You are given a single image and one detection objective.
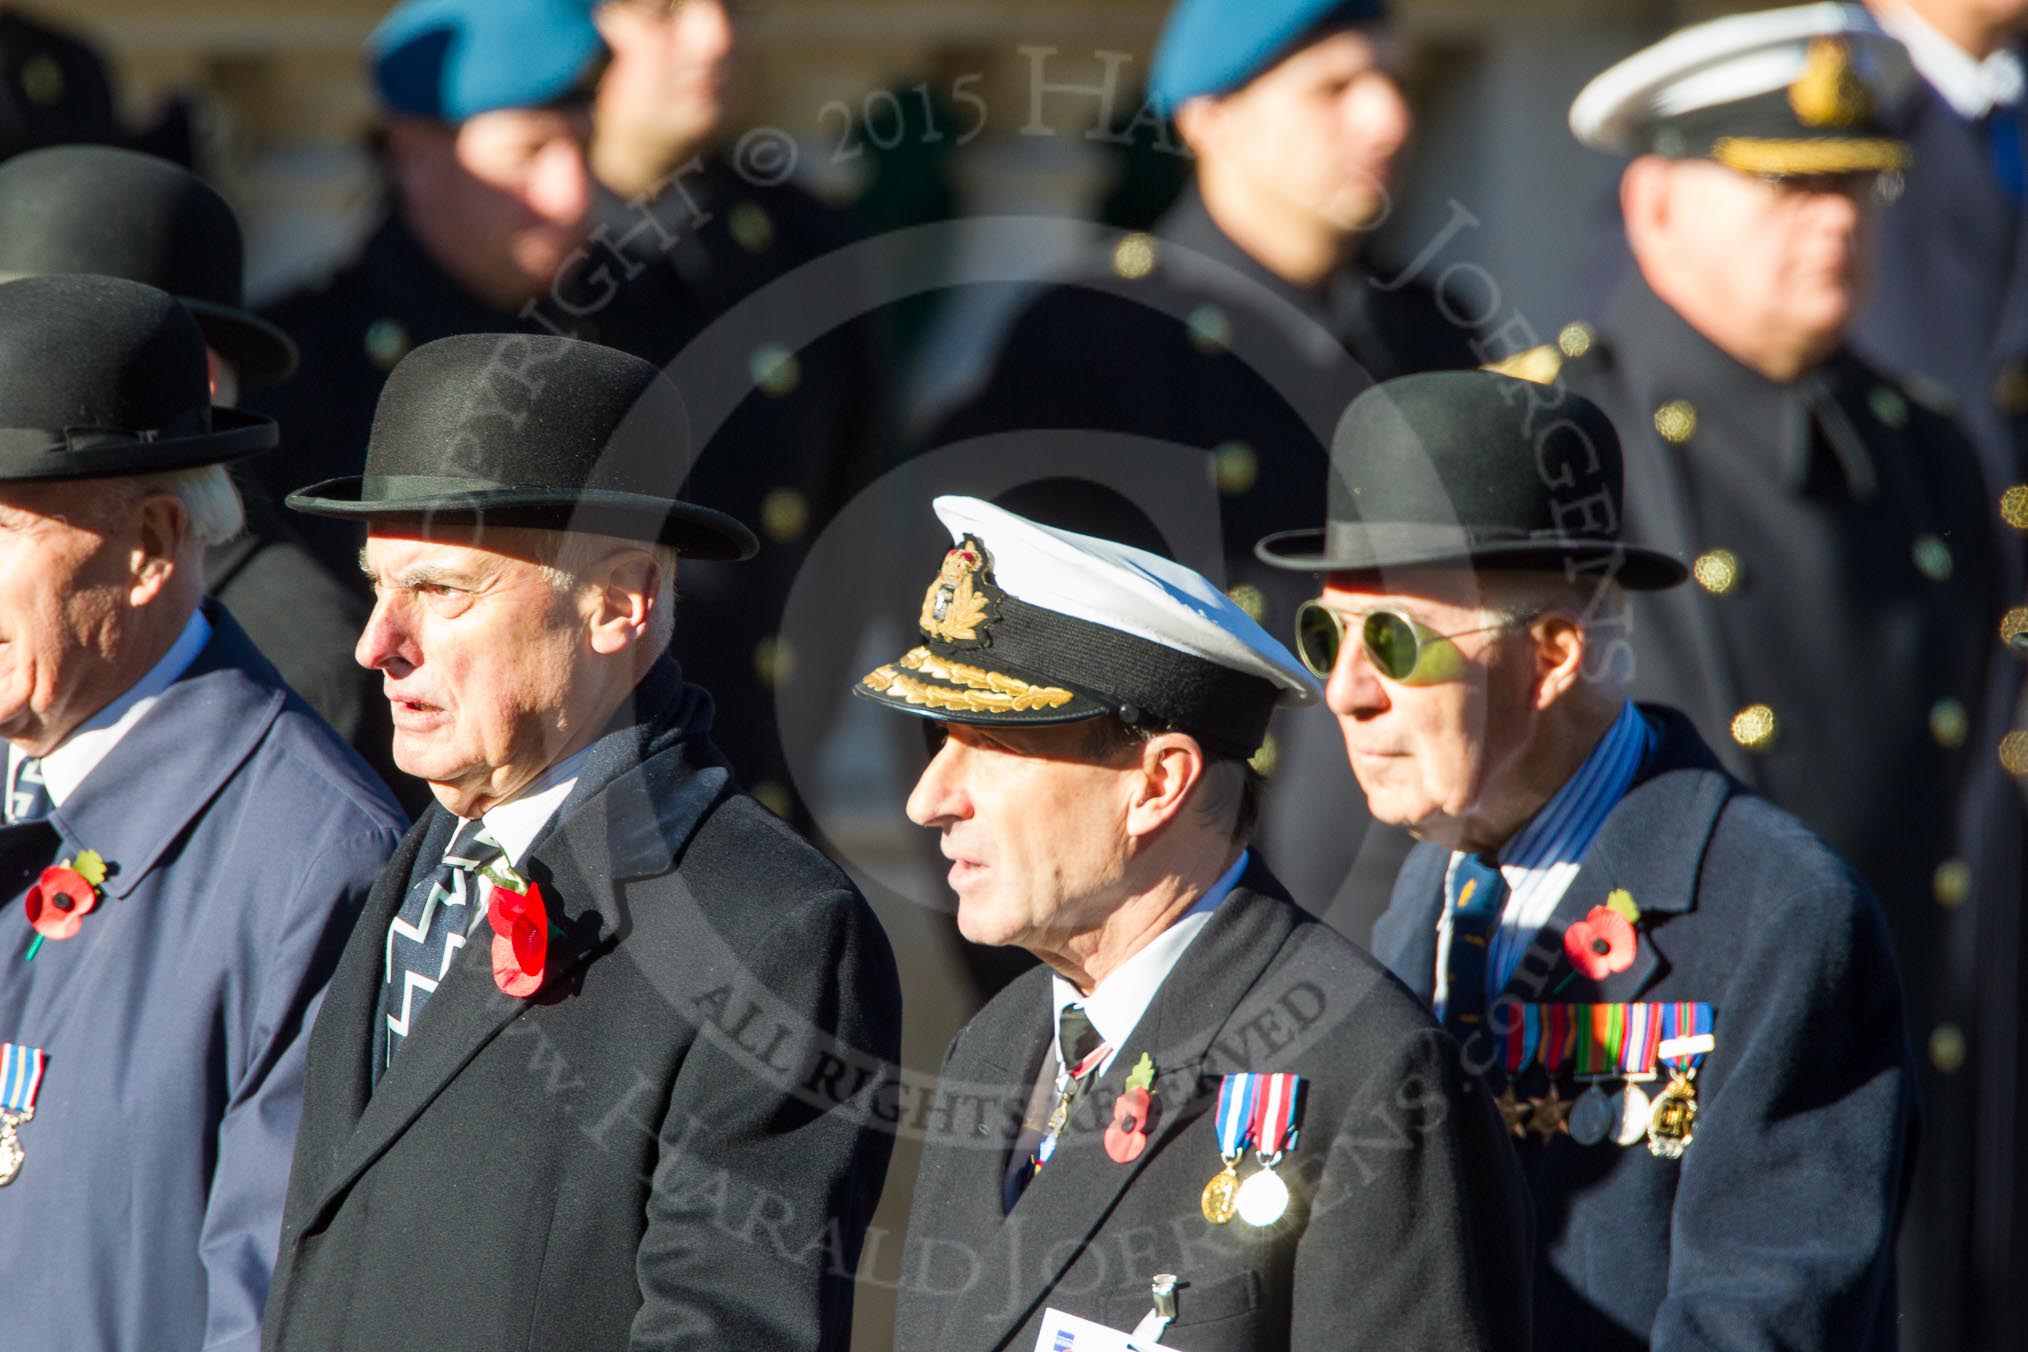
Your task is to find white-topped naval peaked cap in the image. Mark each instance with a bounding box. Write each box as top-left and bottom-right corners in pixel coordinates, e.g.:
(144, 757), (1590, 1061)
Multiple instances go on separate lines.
(855, 495), (1317, 758)
(1570, 2), (1914, 157)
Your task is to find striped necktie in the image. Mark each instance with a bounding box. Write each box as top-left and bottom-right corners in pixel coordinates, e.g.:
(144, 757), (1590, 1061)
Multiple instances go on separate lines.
(373, 818), (507, 1085)
(5, 758), (50, 824)
(1443, 854), (1508, 1040)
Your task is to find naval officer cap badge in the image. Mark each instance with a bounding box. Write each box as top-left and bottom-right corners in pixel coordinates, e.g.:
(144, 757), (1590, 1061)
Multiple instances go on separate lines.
(857, 495), (1318, 760)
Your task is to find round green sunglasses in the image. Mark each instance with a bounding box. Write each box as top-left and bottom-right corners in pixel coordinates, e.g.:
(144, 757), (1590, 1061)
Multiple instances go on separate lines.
(1293, 601), (1527, 685)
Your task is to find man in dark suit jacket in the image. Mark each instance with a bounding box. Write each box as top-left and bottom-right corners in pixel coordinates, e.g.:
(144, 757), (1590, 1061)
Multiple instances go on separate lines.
(264, 333), (901, 1350)
(859, 495), (1532, 1351)
(1258, 367), (1920, 1348)
(0, 276), (405, 1351)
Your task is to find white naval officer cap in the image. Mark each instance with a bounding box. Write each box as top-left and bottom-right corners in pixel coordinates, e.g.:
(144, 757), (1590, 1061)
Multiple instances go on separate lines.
(855, 495), (1318, 760)
(1570, 2), (1915, 175)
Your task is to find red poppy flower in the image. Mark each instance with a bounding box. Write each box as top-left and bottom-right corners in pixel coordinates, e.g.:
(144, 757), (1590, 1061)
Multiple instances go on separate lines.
(488, 880), (549, 998)
(1104, 1086), (1153, 1163)
(1563, 905), (1637, 980)
(25, 866), (99, 941)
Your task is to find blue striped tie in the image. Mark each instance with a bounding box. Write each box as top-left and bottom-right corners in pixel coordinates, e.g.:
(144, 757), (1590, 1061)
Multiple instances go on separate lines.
(1443, 854), (1508, 1040)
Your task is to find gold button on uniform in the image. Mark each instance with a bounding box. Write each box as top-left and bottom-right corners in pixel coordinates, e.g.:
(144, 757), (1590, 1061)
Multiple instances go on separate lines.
(1186, 305), (1232, 355)
(1930, 698), (1969, 748)
(1692, 548), (1741, 595)
(1557, 322), (1594, 359)
(1868, 385), (1909, 429)
(728, 201), (774, 253)
(1730, 703), (1778, 751)
(1993, 364), (2028, 415)
(749, 343), (801, 396)
(1911, 534), (1953, 581)
(1654, 399), (1697, 444)
(2002, 607), (2028, 650)
(760, 487), (809, 544)
(1934, 858), (1971, 909)
(1112, 233), (1157, 280)
(2001, 730), (2028, 777)
(1210, 441), (1258, 496)
(364, 318), (411, 370)
(754, 636), (795, 688)
(1929, 1023), (1967, 1074)
(1226, 584), (1266, 623)
(2002, 485), (2028, 531)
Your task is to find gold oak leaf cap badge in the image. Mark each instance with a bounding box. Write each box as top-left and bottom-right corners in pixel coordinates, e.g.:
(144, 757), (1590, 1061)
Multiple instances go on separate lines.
(918, 535), (1002, 647)
(1789, 38), (1871, 127)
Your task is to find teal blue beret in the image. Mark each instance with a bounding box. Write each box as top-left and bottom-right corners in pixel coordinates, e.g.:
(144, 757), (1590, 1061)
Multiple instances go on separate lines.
(370, 0), (606, 122)
(1149, 0), (1387, 113)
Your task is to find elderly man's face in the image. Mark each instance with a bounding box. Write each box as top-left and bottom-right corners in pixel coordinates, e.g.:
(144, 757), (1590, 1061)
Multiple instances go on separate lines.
(905, 721), (1139, 951)
(357, 530), (602, 815)
(0, 482), (151, 754)
(1315, 576), (1539, 843)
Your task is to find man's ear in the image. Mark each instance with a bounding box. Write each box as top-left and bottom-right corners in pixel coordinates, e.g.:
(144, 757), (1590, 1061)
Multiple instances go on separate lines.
(128, 493), (189, 607)
(1529, 611), (1588, 711)
(1123, 732), (1208, 840)
(583, 548), (659, 655)
(1620, 155), (1673, 258)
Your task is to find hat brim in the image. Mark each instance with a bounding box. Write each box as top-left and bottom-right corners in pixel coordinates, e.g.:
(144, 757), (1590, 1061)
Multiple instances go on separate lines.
(854, 645), (1112, 728)
(0, 406), (278, 483)
(184, 300), (300, 388)
(1254, 526), (1689, 591)
(284, 476), (760, 561)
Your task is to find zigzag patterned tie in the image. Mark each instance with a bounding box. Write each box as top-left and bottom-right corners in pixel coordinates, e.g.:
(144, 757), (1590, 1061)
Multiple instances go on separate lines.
(4, 758), (50, 825)
(373, 819), (506, 1084)
(1443, 853), (1508, 1041)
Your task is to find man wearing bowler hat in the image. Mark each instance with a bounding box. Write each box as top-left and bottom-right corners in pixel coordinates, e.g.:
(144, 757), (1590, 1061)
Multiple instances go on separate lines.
(1259, 369), (1919, 1347)
(263, 332), (901, 1350)
(0, 274), (405, 1350)
(866, 496), (1532, 1352)
(0, 144), (399, 797)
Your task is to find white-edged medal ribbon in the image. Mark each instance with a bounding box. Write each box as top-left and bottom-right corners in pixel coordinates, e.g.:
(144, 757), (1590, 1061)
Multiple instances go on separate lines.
(1200, 1072), (1257, 1224)
(1, 1042), (47, 1187)
(1236, 1071), (1302, 1227)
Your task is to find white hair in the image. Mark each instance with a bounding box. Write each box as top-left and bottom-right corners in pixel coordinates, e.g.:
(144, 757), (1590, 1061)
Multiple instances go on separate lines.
(530, 531), (681, 656)
(127, 465), (246, 547)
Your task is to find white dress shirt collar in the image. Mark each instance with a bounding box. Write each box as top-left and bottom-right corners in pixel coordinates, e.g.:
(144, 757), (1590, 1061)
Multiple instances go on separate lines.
(1051, 849), (1250, 1076)
(1877, 2), (2025, 120)
(7, 608), (211, 808)
(470, 744), (593, 868)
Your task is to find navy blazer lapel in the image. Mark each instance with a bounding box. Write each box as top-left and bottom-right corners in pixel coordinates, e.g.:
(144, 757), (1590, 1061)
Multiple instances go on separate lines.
(1374, 845), (1445, 1002)
(944, 873), (1300, 1352)
(306, 742), (731, 1225)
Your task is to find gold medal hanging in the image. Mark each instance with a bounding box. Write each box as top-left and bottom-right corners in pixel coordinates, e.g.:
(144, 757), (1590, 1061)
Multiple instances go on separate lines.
(1648, 1002), (1714, 1160)
(1200, 1153), (1241, 1224)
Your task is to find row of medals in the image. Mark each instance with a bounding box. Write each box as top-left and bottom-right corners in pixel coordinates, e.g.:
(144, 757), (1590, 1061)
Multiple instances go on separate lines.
(1498, 1069), (1699, 1158)
(1200, 1151), (1291, 1228)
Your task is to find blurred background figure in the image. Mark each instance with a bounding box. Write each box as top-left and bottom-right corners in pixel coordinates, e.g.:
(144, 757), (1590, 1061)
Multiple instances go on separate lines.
(0, 145), (399, 802)
(0, 1), (114, 162)
(923, 0), (1480, 961)
(245, 0), (609, 585)
(582, 0), (887, 832)
(1504, 7), (2006, 1347)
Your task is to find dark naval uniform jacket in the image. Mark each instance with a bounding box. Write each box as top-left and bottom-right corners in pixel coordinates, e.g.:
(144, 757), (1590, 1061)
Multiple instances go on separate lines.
(895, 859), (1534, 1352)
(262, 660), (901, 1351)
(930, 185), (1482, 940)
(1373, 705), (1916, 1350)
(0, 602), (405, 1352)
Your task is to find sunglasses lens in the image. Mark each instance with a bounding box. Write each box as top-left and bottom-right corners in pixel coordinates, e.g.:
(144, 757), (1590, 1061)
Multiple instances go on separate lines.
(1363, 612), (1421, 681)
(1295, 603), (1341, 677)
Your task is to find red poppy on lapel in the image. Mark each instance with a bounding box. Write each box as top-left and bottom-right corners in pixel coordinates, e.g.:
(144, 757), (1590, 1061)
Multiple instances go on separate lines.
(23, 850), (109, 955)
(488, 880), (549, 997)
(1563, 905), (1636, 980)
(1105, 1086), (1153, 1163)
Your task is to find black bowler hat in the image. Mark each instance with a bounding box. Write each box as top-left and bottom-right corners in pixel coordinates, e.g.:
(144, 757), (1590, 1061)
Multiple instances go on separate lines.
(0, 274), (277, 482)
(287, 334), (758, 560)
(0, 146), (299, 387)
(1255, 370), (1688, 589)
